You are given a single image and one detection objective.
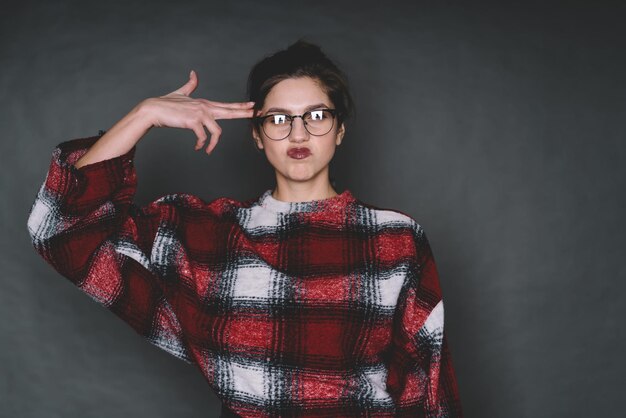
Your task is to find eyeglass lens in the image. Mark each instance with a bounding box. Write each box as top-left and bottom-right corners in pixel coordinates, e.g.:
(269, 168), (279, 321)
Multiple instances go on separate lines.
(262, 110), (335, 140)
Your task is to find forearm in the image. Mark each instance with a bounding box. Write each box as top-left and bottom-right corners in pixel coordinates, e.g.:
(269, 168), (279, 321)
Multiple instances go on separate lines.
(74, 100), (154, 168)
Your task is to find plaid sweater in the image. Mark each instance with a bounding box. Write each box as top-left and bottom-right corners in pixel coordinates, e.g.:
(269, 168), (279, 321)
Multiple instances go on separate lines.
(27, 135), (462, 417)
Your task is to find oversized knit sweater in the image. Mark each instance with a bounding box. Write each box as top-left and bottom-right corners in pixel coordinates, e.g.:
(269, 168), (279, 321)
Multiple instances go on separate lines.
(27, 134), (462, 417)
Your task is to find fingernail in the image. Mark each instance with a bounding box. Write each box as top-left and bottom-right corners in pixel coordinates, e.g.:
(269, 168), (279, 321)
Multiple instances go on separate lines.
(189, 70), (194, 78)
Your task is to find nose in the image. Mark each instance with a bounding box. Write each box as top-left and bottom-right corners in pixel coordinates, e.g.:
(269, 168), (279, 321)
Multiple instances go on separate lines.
(289, 116), (309, 143)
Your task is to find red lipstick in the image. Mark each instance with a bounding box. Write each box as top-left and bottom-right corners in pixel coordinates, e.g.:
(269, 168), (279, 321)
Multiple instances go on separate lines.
(287, 147), (311, 159)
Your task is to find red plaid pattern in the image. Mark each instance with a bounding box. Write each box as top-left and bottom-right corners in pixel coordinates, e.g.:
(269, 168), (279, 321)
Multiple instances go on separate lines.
(27, 135), (462, 417)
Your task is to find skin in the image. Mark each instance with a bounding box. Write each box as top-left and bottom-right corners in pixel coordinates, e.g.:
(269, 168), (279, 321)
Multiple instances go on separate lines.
(73, 71), (344, 203)
(74, 70), (254, 168)
(252, 77), (345, 202)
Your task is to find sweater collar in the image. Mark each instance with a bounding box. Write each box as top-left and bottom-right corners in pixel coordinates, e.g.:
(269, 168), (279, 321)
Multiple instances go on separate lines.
(257, 189), (356, 214)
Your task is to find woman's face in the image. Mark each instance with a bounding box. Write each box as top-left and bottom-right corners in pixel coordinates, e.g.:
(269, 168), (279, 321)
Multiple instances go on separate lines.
(252, 76), (345, 188)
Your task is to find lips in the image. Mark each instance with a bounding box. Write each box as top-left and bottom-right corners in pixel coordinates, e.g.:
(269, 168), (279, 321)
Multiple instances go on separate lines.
(287, 147), (311, 159)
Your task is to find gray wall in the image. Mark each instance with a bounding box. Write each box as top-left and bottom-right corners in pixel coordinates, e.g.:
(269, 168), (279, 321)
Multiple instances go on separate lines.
(2, 1), (624, 417)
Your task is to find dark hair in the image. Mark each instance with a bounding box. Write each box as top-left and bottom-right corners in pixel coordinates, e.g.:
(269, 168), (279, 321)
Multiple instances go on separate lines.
(247, 39), (355, 130)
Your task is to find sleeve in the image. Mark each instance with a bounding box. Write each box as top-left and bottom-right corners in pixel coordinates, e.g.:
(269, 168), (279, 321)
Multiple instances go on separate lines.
(26, 133), (194, 364)
(386, 223), (463, 418)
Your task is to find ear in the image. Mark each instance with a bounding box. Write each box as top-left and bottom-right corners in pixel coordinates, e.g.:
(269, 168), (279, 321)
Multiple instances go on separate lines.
(336, 123), (346, 146)
(252, 127), (264, 150)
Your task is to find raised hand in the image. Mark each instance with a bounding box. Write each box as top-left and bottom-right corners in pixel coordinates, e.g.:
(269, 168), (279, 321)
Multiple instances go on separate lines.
(74, 71), (255, 169)
(144, 70), (255, 154)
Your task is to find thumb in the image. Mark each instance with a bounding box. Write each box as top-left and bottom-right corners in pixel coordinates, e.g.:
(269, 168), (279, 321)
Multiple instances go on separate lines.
(168, 70), (198, 97)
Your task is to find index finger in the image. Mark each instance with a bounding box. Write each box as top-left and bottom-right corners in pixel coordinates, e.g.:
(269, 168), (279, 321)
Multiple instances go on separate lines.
(205, 99), (255, 109)
(212, 107), (256, 120)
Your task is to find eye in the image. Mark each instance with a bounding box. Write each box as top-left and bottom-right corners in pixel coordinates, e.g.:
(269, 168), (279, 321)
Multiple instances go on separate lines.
(269, 114), (288, 125)
(309, 110), (325, 120)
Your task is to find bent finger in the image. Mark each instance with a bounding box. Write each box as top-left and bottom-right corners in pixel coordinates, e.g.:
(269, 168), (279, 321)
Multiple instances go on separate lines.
(190, 122), (208, 150)
(204, 118), (223, 155)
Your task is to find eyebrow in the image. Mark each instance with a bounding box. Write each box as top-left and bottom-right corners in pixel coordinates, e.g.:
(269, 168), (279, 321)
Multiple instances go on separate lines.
(264, 103), (330, 114)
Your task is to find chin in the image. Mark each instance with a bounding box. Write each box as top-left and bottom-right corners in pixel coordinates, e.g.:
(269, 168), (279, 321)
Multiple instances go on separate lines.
(284, 166), (316, 179)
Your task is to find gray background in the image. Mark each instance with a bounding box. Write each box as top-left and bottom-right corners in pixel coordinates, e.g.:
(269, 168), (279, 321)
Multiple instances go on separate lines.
(2, 1), (625, 417)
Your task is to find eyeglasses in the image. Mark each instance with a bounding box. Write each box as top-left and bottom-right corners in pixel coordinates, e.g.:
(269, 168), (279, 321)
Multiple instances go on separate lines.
(254, 108), (337, 141)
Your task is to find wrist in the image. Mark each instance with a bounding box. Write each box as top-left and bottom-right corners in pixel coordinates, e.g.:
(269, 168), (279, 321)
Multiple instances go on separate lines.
(132, 99), (159, 131)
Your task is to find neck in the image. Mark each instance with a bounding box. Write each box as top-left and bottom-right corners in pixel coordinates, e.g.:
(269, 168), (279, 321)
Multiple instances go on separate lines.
(272, 177), (338, 203)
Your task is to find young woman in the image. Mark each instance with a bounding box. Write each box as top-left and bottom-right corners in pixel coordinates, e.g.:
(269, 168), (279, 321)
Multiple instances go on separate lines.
(27, 40), (462, 417)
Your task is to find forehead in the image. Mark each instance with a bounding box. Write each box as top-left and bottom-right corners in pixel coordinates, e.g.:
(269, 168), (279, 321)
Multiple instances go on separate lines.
(263, 77), (331, 112)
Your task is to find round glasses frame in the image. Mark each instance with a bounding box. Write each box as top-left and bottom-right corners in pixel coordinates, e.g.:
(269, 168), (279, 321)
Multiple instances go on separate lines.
(254, 108), (337, 141)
